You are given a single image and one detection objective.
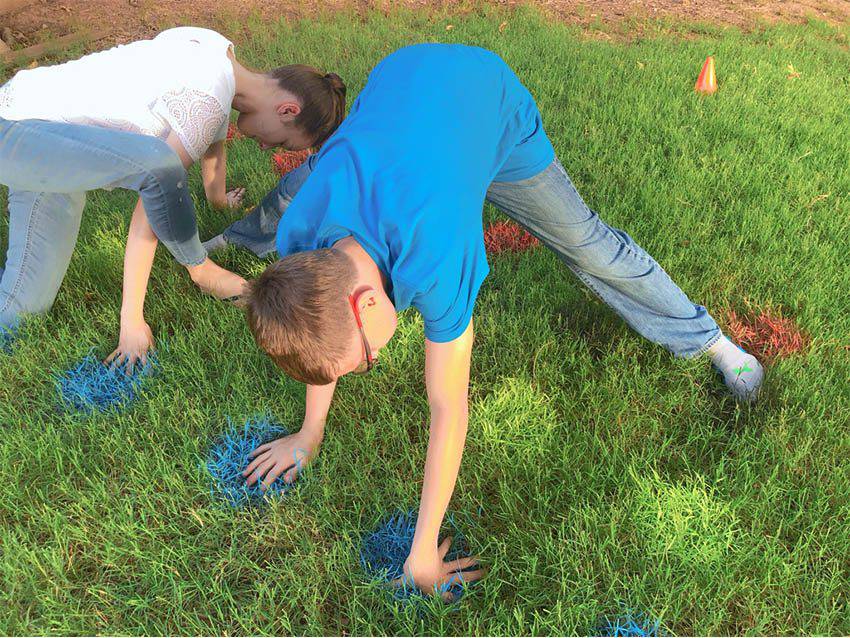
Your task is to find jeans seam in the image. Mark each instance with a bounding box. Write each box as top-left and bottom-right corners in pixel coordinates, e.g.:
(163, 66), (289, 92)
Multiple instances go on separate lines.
(0, 191), (44, 316)
(567, 261), (608, 304)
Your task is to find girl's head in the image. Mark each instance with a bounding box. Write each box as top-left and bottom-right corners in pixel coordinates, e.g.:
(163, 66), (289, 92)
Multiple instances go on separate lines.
(235, 64), (347, 151)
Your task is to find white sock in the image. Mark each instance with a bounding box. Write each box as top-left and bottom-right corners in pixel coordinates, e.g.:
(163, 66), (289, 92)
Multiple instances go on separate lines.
(707, 334), (764, 402)
(202, 233), (228, 254)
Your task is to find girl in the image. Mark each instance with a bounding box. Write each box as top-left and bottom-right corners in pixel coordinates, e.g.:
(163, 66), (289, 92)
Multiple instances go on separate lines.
(0, 26), (346, 369)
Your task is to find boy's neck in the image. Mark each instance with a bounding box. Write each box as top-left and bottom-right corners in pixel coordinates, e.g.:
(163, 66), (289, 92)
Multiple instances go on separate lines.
(333, 236), (387, 291)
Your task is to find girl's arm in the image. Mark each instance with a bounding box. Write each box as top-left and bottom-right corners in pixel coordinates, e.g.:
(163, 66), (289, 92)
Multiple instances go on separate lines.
(202, 139), (244, 210)
(106, 132), (193, 370)
(105, 195), (158, 371)
(202, 140), (227, 208)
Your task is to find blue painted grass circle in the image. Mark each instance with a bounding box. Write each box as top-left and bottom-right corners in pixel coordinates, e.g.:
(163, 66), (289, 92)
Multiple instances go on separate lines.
(206, 415), (294, 509)
(594, 611), (663, 637)
(0, 326), (15, 354)
(359, 509), (474, 603)
(55, 350), (157, 413)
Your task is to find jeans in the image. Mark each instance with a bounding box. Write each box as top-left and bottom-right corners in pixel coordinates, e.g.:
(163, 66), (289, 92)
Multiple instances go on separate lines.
(218, 155), (721, 358)
(220, 153), (321, 258)
(0, 117), (207, 331)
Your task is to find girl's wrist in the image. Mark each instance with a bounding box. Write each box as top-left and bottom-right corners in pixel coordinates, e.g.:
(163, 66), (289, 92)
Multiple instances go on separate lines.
(206, 187), (227, 209)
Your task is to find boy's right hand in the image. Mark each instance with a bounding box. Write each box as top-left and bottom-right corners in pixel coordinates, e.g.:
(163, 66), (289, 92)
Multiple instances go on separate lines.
(242, 429), (322, 490)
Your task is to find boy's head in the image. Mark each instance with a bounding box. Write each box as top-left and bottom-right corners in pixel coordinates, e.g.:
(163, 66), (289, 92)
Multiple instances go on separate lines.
(245, 249), (397, 385)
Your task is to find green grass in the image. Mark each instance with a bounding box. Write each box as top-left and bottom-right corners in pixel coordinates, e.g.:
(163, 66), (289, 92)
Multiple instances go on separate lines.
(1, 5), (849, 635)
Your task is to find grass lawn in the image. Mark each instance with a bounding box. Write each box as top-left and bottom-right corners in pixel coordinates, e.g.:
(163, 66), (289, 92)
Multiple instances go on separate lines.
(1, 6), (848, 635)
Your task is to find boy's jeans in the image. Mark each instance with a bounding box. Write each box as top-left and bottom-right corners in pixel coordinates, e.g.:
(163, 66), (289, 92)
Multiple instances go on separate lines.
(218, 155), (721, 359)
(0, 117), (207, 331)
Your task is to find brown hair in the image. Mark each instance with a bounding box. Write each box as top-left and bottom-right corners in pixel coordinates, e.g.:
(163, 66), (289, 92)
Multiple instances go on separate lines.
(268, 65), (347, 147)
(245, 249), (357, 385)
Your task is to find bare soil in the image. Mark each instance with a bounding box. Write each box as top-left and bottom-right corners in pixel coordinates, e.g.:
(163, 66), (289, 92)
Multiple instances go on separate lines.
(1, 0), (847, 54)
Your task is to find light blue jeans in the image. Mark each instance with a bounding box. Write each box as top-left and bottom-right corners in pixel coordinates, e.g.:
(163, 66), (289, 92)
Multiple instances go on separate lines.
(0, 117), (207, 332)
(217, 156), (721, 358)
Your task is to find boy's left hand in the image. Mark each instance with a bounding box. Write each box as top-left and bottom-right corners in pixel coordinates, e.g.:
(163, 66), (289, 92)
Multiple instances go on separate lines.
(393, 536), (485, 601)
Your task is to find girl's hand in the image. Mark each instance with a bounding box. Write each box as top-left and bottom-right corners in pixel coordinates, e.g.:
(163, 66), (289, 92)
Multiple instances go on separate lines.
(105, 319), (155, 374)
(225, 187), (245, 209)
(393, 537), (485, 601)
(242, 429), (323, 490)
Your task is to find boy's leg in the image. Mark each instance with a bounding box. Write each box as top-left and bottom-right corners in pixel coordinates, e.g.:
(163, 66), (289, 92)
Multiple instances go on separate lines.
(485, 157), (763, 401)
(0, 190), (85, 330)
(0, 117), (205, 266)
(204, 154), (319, 258)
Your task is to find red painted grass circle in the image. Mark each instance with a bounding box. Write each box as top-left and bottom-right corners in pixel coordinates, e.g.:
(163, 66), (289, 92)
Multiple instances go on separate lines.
(484, 221), (540, 254)
(723, 308), (810, 361)
(272, 150), (311, 176)
(225, 123), (242, 141)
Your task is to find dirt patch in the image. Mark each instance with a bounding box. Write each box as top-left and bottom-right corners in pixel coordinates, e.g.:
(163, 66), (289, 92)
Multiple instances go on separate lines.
(1, 0), (847, 54)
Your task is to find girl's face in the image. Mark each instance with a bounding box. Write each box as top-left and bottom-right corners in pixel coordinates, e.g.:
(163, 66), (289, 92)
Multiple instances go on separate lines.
(236, 107), (314, 151)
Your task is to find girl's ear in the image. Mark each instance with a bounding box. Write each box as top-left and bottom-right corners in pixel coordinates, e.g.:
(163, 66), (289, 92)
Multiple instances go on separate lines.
(277, 102), (301, 119)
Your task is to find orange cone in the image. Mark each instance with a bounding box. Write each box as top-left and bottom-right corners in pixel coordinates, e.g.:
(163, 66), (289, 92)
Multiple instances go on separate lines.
(695, 56), (717, 94)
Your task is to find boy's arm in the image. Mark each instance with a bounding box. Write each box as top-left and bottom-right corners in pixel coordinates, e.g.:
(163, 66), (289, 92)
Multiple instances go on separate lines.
(402, 320), (484, 596)
(243, 381), (337, 488)
(301, 381), (337, 442)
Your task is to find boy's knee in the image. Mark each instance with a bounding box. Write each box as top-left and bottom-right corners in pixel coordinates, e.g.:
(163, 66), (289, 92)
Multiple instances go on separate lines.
(562, 229), (653, 279)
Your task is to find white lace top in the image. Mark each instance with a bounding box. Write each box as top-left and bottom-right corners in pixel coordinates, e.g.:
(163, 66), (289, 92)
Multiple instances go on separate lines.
(0, 27), (235, 162)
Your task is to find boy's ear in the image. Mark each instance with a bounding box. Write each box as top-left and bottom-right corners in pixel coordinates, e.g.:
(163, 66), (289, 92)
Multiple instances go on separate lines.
(357, 291), (379, 313)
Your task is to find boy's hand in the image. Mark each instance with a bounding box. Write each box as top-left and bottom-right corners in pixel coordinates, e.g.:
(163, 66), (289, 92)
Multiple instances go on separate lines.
(393, 536), (485, 601)
(242, 428), (322, 489)
(105, 319), (154, 374)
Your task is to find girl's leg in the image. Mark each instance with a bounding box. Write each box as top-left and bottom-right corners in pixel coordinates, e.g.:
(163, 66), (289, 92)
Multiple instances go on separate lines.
(0, 117), (205, 266)
(0, 190), (85, 330)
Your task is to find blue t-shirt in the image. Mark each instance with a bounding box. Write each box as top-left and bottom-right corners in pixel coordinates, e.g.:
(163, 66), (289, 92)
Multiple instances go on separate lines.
(276, 44), (554, 342)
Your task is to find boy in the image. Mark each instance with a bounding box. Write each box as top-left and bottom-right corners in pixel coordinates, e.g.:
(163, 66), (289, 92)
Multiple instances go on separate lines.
(227, 44), (764, 597)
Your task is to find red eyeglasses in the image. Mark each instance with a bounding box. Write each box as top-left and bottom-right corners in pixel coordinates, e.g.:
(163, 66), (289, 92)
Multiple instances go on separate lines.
(348, 291), (376, 374)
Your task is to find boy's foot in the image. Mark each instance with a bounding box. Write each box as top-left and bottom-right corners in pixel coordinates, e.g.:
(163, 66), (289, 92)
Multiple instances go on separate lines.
(187, 258), (247, 301)
(203, 233), (228, 254)
(707, 335), (764, 403)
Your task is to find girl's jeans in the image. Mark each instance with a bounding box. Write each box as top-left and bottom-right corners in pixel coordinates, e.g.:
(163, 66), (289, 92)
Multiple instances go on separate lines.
(219, 154), (721, 358)
(0, 116), (206, 331)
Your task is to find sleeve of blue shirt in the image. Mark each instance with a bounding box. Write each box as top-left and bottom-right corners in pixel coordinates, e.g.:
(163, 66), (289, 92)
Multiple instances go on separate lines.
(412, 233), (490, 343)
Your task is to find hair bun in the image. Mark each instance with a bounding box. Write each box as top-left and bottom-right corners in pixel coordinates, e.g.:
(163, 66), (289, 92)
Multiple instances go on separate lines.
(323, 72), (347, 97)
